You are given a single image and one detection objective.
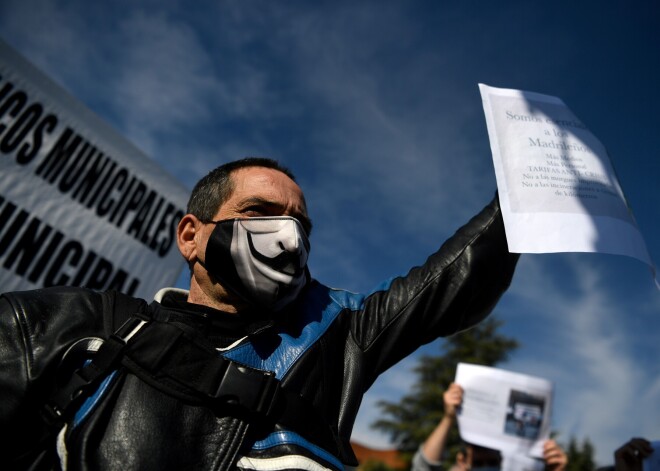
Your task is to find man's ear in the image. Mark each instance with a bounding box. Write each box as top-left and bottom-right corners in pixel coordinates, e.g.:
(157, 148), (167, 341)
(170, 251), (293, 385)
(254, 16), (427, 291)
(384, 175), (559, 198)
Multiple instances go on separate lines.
(177, 214), (201, 262)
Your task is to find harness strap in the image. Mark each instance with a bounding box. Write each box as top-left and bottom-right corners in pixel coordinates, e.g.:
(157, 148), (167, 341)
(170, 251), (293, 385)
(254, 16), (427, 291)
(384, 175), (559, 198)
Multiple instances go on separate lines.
(42, 316), (149, 426)
(120, 319), (339, 449)
(45, 315), (340, 458)
(121, 319), (280, 418)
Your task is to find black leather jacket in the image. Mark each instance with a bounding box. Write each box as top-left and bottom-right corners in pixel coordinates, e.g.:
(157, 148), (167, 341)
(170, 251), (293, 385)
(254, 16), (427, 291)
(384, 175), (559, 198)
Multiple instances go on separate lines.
(0, 198), (518, 470)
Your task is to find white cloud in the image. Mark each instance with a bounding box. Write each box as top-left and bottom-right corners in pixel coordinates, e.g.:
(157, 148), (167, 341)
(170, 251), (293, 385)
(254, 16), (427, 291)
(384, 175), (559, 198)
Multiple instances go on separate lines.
(108, 12), (219, 153)
(0, 1), (95, 90)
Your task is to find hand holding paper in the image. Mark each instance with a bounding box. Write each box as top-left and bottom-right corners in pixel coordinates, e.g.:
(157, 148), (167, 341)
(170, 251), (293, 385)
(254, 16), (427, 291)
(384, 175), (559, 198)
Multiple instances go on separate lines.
(455, 363), (552, 458)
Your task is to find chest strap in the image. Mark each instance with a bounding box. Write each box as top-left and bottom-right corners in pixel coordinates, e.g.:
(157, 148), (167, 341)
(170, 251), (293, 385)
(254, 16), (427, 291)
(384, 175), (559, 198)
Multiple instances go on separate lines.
(121, 317), (280, 419)
(120, 317), (340, 451)
(44, 316), (340, 457)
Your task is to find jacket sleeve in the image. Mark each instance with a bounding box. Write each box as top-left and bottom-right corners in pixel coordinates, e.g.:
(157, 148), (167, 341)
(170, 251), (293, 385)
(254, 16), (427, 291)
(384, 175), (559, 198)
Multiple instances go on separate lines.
(350, 196), (519, 383)
(0, 287), (134, 465)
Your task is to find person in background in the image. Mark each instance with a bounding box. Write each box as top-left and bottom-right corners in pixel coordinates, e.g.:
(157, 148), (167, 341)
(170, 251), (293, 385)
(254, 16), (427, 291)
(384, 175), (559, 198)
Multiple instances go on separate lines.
(597, 437), (654, 471)
(412, 382), (568, 471)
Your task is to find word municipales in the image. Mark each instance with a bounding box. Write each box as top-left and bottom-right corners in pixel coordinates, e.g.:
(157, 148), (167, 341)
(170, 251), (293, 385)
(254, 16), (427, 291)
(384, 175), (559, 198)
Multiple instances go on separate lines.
(0, 195), (141, 295)
(0, 73), (185, 259)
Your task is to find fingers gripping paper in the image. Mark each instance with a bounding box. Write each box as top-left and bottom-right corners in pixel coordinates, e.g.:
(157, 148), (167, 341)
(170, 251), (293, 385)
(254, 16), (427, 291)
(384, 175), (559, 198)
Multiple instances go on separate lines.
(478, 84), (657, 286)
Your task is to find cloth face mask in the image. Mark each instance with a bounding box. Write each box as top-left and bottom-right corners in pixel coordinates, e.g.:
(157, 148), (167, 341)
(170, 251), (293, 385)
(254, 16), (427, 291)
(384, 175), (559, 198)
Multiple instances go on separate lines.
(204, 216), (310, 311)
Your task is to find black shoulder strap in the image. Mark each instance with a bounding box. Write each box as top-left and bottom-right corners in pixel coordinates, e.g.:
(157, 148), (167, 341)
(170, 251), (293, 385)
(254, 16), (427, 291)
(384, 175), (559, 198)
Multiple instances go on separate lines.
(42, 290), (149, 426)
(99, 290), (149, 334)
(42, 315), (151, 426)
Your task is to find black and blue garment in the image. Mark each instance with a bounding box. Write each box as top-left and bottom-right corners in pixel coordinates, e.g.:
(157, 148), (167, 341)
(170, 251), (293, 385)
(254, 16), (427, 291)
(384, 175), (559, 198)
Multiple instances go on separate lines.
(0, 197), (518, 471)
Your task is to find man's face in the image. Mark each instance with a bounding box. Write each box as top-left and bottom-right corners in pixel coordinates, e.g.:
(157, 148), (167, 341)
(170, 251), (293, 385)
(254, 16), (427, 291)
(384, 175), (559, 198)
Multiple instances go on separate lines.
(215, 166), (310, 228)
(187, 166), (310, 311)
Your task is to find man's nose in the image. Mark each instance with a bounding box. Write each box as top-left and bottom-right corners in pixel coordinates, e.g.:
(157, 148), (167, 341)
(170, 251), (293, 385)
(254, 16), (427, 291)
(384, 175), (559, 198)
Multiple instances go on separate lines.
(278, 225), (302, 253)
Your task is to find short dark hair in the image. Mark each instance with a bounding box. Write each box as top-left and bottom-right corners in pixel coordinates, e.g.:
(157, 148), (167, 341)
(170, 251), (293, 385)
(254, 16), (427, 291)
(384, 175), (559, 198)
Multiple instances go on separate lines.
(460, 442), (501, 467)
(187, 157), (311, 233)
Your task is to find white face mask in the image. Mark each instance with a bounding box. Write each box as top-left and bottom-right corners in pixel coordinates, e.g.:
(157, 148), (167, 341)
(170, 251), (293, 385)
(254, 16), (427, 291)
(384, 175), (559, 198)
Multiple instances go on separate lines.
(203, 216), (310, 311)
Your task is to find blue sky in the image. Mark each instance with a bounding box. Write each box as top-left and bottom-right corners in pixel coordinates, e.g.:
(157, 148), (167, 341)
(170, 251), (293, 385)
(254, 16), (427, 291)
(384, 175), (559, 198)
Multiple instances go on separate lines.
(1, 1), (658, 466)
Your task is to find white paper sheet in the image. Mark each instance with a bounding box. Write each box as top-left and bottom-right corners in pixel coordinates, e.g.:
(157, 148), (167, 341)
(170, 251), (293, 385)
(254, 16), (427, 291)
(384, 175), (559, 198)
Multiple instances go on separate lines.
(501, 452), (545, 471)
(479, 83), (657, 286)
(455, 363), (553, 458)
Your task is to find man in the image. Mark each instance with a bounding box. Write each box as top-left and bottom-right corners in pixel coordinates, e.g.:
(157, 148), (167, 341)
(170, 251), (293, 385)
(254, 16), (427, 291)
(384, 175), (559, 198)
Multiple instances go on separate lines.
(412, 383), (567, 471)
(0, 157), (518, 470)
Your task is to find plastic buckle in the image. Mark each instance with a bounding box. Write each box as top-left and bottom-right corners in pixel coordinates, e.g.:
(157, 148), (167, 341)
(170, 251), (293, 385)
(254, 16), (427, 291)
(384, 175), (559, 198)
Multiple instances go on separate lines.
(213, 362), (279, 417)
(42, 402), (64, 427)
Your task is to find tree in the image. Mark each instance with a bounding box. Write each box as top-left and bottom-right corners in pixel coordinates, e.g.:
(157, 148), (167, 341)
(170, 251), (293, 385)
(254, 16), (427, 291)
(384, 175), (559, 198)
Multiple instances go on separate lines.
(565, 436), (596, 471)
(371, 317), (518, 464)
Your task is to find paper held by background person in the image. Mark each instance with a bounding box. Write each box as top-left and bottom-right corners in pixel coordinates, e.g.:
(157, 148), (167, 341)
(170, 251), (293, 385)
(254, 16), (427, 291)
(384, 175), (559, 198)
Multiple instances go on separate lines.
(455, 363), (552, 459)
(500, 452), (544, 471)
(479, 83), (657, 286)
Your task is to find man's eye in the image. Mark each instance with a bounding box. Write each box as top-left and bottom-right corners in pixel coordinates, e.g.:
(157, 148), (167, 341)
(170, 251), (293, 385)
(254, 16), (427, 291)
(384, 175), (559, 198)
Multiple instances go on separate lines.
(242, 206), (267, 216)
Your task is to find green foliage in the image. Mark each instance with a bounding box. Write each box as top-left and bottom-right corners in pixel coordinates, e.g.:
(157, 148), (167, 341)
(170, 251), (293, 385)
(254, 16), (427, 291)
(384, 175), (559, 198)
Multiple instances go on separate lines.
(565, 436), (597, 471)
(371, 317), (518, 459)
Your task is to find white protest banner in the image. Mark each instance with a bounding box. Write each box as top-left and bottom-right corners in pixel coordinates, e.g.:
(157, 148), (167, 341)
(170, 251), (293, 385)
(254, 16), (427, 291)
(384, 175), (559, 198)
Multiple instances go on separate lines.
(455, 363), (553, 458)
(478, 83), (657, 286)
(0, 39), (188, 299)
